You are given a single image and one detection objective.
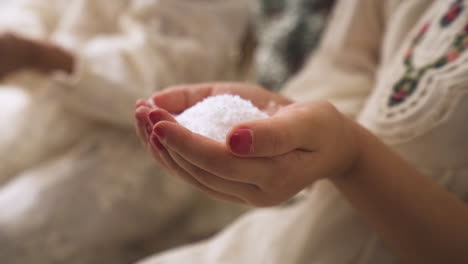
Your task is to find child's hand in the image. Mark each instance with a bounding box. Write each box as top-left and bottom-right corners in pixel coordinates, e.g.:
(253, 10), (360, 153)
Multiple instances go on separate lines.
(149, 82), (292, 115)
(135, 82), (290, 157)
(135, 83), (361, 206)
(0, 32), (74, 80)
(135, 99), (157, 146)
(0, 33), (36, 79)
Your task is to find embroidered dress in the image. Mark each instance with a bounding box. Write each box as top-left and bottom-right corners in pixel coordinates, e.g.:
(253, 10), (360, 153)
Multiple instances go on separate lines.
(0, 1), (250, 263)
(138, 1), (468, 263)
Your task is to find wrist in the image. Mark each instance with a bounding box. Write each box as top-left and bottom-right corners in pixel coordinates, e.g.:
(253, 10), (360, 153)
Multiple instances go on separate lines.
(328, 115), (371, 183)
(329, 119), (386, 188)
(301, 101), (367, 183)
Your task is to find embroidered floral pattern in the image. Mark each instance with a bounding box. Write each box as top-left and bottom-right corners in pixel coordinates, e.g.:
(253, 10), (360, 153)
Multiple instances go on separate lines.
(441, 0), (464, 27)
(389, 0), (468, 106)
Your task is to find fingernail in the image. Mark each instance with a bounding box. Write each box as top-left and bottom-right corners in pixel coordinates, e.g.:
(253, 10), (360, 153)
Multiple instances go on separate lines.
(154, 126), (166, 140)
(229, 129), (253, 155)
(148, 111), (162, 126)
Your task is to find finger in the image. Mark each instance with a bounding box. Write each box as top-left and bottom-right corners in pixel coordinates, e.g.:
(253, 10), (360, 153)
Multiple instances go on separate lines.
(145, 108), (177, 165)
(167, 149), (260, 203)
(151, 84), (217, 114)
(151, 82), (288, 114)
(226, 103), (326, 157)
(135, 99), (153, 109)
(152, 134), (244, 204)
(147, 127), (168, 167)
(135, 116), (145, 145)
(146, 108), (178, 166)
(148, 108), (177, 127)
(153, 121), (273, 186)
(135, 106), (153, 144)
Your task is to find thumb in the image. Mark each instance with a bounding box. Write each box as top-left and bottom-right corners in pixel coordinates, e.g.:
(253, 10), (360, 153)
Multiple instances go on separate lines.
(226, 108), (313, 157)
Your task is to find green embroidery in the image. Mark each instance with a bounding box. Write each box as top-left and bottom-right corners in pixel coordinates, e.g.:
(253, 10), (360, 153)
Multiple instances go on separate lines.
(389, 0), (468, 106)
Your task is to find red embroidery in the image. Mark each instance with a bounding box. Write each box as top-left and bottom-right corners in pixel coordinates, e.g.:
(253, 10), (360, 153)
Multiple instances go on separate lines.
(390, 0), (468, 106)
(441, 0), (464, 26)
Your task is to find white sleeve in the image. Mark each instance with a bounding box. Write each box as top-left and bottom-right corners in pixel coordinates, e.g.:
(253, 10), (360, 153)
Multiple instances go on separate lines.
(281, 0), (384, 118)
(49, 0), (253, 128)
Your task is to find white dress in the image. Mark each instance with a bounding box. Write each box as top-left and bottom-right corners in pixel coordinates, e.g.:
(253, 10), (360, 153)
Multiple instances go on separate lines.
(0, 0), (252, 263)
(138, 0), (468, 263)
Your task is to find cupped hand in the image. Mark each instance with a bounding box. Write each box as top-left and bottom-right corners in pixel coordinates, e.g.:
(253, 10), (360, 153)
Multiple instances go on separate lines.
(135, 82), (290, 157)
(135, 83), (361, 206)
(149, 82), (292, 115)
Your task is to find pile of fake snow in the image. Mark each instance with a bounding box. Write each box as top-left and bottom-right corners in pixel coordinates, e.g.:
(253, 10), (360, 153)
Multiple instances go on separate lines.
(176, 95), (268, 142)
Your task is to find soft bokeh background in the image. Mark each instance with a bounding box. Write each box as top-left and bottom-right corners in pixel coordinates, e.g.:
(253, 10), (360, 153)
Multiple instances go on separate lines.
(0, 0), (332, 140)
(0, 0), (30, 142)
(0, 84), (29, 140)
(0, 0), (332, 263)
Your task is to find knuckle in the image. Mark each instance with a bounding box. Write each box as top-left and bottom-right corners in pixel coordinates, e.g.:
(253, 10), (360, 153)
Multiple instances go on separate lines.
(310, 100), (338, 115)
(167, 126), (189, 149)
(270, 132), (285, 155)
(313, 100), (341, 124)
(262, 122), (287, 155)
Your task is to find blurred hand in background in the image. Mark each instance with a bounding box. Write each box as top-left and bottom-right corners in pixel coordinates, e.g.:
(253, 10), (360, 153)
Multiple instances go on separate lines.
(0, 32), (73, 80)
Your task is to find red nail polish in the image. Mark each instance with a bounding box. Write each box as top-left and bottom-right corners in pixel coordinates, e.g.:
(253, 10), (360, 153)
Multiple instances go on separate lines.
(149, 111), (162, 126)
(229, 129), (253, 155)
(154, 126), (165, 139)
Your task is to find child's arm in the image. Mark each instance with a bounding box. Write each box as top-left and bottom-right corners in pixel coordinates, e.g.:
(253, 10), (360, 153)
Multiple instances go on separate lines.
(141, 86), (468, 263)
(135, 0), (468, 262)
(332, 123), (468, 264)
